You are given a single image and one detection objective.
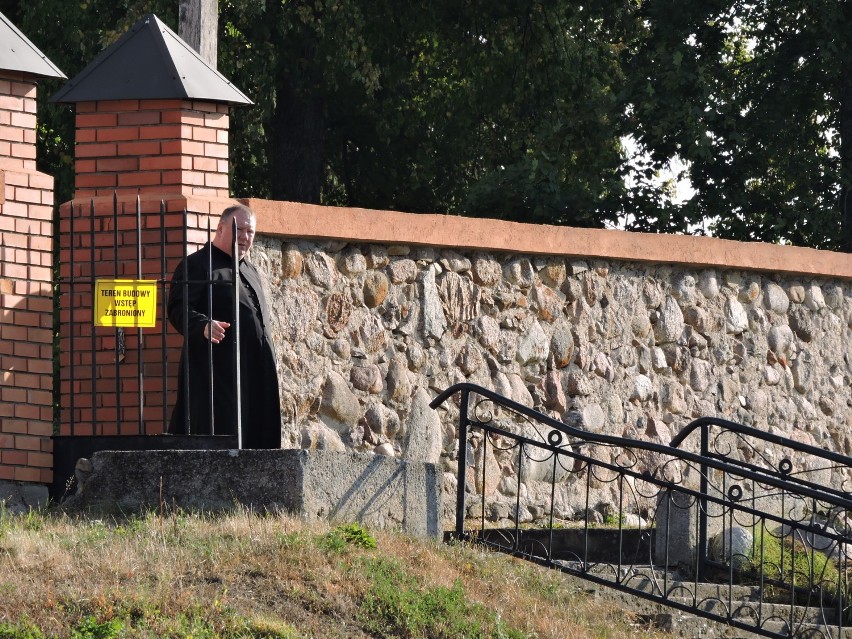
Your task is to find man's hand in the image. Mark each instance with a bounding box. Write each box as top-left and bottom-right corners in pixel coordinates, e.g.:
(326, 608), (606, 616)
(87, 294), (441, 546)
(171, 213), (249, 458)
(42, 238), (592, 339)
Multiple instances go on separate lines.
(203, 320), (231, 344)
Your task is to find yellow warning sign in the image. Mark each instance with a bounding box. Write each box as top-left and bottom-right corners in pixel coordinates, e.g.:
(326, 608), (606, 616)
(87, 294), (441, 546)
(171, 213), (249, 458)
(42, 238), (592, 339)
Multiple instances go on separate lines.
(93, 279), (158, 328)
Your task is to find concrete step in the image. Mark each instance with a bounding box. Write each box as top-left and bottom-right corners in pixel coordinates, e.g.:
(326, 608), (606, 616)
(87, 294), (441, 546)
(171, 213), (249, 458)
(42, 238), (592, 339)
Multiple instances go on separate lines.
(580, 569), (849, 638)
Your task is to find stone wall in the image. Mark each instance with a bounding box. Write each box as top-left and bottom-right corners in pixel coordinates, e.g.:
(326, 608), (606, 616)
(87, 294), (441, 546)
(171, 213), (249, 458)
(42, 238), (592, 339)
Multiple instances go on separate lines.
(249, 232), (851, 520)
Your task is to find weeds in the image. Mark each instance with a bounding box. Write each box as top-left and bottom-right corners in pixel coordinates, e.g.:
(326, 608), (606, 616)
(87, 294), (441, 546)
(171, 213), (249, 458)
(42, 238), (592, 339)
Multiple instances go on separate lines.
(0, 509), (667, 639)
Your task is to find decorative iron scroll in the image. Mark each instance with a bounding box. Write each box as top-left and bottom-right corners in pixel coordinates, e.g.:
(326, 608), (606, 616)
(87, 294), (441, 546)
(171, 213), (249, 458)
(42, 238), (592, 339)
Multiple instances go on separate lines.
(431, 383), (852, 639)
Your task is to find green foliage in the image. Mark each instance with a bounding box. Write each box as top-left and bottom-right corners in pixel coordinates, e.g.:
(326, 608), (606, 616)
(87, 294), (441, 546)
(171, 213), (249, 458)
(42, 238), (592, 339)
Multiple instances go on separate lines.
(320, 522), (378, 553)
(3, 0), (849, 247)
(0, 622), (44, 639)
(746, 526), (843, 600)
(621, 0), (850, 249)
(358, 556), (527, 638)
(70, 616), (123, 639)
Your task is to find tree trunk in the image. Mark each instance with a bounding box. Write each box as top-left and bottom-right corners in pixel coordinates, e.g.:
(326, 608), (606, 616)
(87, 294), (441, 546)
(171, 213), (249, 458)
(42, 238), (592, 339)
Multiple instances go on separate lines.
(179, 0), (218, 68)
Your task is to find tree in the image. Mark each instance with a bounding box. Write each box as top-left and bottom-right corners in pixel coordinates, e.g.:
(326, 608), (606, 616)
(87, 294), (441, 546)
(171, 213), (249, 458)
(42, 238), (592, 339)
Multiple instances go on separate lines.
(3, 0), (850, 249)
(218, 0), (638, 229)
(622, 0), (850, 250)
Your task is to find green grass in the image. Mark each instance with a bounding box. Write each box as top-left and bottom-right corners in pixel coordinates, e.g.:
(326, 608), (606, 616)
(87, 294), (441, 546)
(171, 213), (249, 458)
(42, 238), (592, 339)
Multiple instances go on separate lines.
(744, 525), (844, 601)
(0, 507), (668, 639)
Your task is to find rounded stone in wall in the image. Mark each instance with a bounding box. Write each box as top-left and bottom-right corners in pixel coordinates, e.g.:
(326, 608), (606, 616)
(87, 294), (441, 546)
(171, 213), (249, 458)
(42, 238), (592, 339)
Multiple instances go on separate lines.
(471, 255), (502, 287)
(788, 306), (814, 342)
(516, 320), (549, 365)
(474, 315), (501, 352)
(824, 284), (845, 310)
(724, 296), (749, 334)
(277, 283), (319, 342)
(304, 252), (338, 289)
(739, 281), (761, 304)
(504, 257), (535, 289)
(561, 277), (582, 304)
(689, 359), (713, 393)
(533, 284), (564, 322)
(698, 270), (719, 299)
(351, 364), (383, 393)
(386, 357), (413, 404)
(363, 271), (390, 308)
(543, 369), (567, 412)
(280, 244), (303, 279)
(549, 319), (575, 369)
(764, 282), (789, 314)
(767, 324), (795, 356)
(440, 250), (471, 273)
(682, 305), (709, 334)
(788, 284), (806, 304)
(319, 371), (362, 432)
(673, 274), (697, 304)
(660, 380), (686, 414)
(538, 257), (567, 288)
(339, 249), (367, 276)
(387, 258), (417, 284)
(323, 292), (352, 336)
(630, 374), (653, 402)
(631, 311), (652, 339)
(456, 342), (484, 376)
(566, 368), (593, 397)
(366, 245), (390, 268)
(653, 296), (685, 344)
(804, 285), (826, 311)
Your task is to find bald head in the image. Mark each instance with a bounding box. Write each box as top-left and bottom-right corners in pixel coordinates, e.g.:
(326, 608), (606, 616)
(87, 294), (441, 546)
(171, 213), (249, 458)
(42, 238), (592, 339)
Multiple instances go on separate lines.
(213, 205), (256, 259)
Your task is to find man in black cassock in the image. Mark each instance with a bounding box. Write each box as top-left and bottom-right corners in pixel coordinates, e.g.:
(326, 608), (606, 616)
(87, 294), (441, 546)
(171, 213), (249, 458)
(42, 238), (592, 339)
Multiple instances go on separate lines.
(167, 204), (281, 448)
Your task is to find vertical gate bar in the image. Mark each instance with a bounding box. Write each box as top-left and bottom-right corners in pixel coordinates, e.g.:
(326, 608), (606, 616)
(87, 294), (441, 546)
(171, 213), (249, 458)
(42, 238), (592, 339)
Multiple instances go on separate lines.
(136, 195), (144, 435)
(455, 388), (470, 541)
(617, 473), (624, 582)
(68, 202), (76, 435)
(698, 424), (709, 582)
(206, 218), (214, 435)
(181, 208), (190, 434)
(89, 200), (97, 434)
(159, 200), (168, 431)
(112, 193), (120, 432)
(231, 217), (242, 448)
(548, 453), (557, 564)
(479, 432), (487, 529)
(514, 444), (523, 552)
(584, 462), (592, 568)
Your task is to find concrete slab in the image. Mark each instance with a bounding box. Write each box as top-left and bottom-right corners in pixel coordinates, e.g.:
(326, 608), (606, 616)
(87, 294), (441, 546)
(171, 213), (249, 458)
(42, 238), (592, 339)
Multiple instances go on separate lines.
(0, 480), (49, 514)
(63, 449), (443, 537)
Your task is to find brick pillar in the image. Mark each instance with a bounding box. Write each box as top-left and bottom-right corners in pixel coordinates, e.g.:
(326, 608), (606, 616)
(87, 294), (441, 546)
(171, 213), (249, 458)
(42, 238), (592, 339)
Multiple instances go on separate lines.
(58, 98), (236, 438)
(74, 99), (229, 199)
(0, 71), (55, 486)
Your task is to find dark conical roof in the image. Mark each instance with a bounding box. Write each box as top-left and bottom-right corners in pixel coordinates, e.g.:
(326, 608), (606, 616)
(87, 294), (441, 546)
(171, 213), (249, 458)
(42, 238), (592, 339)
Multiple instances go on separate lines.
(0, 11), (66, 79)
(50, 13), (251, 105)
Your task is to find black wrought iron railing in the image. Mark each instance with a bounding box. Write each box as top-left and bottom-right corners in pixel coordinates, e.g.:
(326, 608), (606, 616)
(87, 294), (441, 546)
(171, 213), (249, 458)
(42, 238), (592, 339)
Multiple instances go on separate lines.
(431, 383), (852, 639)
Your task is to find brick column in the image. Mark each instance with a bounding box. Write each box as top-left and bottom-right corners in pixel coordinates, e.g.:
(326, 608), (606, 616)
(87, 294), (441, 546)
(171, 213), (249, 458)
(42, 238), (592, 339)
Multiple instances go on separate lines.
(58, 98), (236, 438)
(0, 71), (55, 486)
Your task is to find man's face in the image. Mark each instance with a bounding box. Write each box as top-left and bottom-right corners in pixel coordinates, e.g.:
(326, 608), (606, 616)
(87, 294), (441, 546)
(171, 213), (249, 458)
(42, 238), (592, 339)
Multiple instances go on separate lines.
(215, 209), (256, 259)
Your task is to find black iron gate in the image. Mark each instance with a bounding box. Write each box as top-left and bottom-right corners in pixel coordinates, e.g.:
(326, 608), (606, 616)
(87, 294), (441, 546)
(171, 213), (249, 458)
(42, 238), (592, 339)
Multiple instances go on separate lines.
(55, 196), (241, 497)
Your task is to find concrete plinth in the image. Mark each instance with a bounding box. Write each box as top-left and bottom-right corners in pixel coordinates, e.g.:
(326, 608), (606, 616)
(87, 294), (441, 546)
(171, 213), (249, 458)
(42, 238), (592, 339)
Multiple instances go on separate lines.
(0, 481), (49, 514)
(63, 449), (443, 537)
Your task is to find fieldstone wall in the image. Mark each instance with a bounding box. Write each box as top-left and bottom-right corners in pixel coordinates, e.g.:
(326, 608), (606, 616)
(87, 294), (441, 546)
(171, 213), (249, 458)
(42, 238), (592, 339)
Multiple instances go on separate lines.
(250, 236), (851, 521)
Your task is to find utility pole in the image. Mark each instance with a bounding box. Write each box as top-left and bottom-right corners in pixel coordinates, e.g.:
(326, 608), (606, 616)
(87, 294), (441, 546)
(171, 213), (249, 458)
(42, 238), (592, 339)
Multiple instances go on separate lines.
(841, 2), (852, 253)
(178, 0), (218, 69)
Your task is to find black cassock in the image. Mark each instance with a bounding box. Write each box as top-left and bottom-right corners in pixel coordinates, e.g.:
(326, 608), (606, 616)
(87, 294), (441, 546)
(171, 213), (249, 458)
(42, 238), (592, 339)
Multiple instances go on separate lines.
(167, 242), (281, 448)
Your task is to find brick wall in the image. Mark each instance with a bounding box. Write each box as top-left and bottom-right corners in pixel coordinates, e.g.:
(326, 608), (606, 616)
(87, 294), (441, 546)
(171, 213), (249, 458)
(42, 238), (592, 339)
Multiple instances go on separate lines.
(0, 71), (55, 484)
(73, 99), (229, 200)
